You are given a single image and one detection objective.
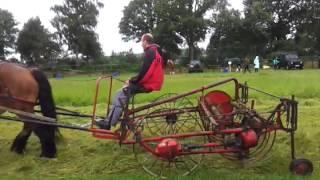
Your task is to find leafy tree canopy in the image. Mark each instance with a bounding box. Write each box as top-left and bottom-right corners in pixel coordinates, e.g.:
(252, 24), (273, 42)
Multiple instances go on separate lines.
(17, 17), (60, 65)
(0, 8), (18, 59)
(51, 0), (104, 60)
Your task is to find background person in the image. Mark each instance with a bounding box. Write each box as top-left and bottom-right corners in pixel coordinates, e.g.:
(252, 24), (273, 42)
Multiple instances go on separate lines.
(243, 56), (251, 73)
(167, 59), (175, 75)
(272, 57), (279, 69)
(228, 60), (232, 72)
(254, 56), (260, 72)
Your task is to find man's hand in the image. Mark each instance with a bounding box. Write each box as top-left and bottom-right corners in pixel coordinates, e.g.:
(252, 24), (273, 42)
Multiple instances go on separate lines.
(125, 79), (130, 86)
(122, 79), (130, 88)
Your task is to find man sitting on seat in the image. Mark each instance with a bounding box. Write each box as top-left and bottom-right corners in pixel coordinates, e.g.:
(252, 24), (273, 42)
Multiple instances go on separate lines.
(96, 33), (166, 130)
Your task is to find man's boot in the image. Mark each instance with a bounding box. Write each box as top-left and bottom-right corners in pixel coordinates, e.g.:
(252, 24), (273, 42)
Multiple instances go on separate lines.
(95, 119), (111, 130)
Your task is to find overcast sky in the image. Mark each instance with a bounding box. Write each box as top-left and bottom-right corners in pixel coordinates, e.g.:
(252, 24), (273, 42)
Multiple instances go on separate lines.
(0, 0), (243, 57)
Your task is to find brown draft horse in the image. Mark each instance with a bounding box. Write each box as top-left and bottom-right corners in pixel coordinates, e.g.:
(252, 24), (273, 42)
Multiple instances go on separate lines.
(0, 62), (58, 158)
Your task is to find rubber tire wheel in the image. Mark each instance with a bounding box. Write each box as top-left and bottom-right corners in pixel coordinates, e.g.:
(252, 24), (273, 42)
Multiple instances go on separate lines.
(289, 159), (313, 176)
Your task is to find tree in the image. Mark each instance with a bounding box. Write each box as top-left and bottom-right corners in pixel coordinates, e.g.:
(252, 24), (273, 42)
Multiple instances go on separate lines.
(242, 0), (272, 55)
(207, 0), (320, 62)
(119, 0), (157, 42)
(152, 21), (183, 58)
(17, 17), (60, 65)
(257, 0), (320, 54)
(0, 9), (18, 59)
(119, 0), (182, 57)
(119, 0), (221, 61)
(292, 0), (320, 54)
(254, 0), (296, 53)
(207, 0), (275, 65)
(206, 9), (245, 64)
(265, 1), (292, 41)
(244, 0), (320, 54)
(172, 0), (221, 61)
(51, 0), (104, 60)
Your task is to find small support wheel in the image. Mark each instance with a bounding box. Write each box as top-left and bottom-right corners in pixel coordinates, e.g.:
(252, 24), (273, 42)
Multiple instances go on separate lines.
(134, 139), (203, 178)
(289, 159), (313, 176)
(133, 117), (205, 178)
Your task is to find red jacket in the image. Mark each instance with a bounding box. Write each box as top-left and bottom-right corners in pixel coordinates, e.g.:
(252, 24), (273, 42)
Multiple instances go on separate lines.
(130, 44), (164, 92)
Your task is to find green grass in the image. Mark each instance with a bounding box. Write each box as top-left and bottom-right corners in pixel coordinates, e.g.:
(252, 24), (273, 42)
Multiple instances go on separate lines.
(51, 70), (320, 106)
(1, 69), (320, 179)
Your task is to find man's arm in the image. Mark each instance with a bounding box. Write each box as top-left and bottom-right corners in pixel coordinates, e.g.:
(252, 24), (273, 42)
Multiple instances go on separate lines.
(130, 49), (155, 84)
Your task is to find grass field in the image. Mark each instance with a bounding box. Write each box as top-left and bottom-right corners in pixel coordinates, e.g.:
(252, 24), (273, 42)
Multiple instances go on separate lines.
(0, 69), (320, 179)
(50, 69), (320, 106)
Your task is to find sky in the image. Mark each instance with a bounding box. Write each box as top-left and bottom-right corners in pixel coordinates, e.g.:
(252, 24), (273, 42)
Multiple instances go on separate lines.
(0, 0), (243, 57)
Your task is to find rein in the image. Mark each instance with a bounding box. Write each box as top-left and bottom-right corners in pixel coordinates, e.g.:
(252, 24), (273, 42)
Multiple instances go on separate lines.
(0, 95), (37, 109)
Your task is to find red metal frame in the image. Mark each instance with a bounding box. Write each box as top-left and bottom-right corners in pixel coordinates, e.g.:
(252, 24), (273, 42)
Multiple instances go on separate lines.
(89, 78), (240, 141)
(88, 76), (299, 163)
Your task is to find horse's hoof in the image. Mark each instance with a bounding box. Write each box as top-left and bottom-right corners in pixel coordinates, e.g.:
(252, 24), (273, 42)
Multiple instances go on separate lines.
(40, 156), (58, 161)
(13, 152), (25, 156)
(11, 148), (25, 155)
(39, 156), (57, 161)
(40, 152), (57, 159)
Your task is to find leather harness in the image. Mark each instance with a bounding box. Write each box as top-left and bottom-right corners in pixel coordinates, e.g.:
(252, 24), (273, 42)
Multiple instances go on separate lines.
(0, 83), (37, 109)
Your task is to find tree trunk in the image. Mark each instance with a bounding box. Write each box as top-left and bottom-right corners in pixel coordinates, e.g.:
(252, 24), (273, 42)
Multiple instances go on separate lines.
(75, 45), (80, 67)
(0, 45), (5, 59)
(188, 43), (195, 62)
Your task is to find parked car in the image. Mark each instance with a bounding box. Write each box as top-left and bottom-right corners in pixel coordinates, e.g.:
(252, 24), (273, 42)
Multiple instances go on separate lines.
(188, 60), (204, 73)
(276, 52), (303, 70)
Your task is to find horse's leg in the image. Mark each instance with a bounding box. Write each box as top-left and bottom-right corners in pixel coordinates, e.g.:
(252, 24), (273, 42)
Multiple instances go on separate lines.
(33, 125), (56, 158)
(11, 122), (32, 154)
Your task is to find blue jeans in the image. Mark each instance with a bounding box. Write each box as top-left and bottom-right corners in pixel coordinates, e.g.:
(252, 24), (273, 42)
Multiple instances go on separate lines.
(107, 83), (146, 126)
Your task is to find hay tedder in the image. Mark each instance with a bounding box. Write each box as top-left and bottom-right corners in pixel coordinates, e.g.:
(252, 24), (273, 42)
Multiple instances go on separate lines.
(0, 77), (313, 178)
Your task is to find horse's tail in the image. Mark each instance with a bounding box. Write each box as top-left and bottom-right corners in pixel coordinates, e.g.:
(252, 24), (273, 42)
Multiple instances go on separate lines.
(31, 69), (56, 119)
(31, 69), (61, 138)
